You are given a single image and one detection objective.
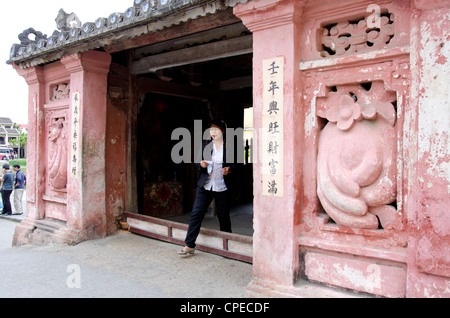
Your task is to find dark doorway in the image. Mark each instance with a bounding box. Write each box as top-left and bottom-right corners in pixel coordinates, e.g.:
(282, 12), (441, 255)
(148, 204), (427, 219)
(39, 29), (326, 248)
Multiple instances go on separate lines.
(136, 52), (254, 237)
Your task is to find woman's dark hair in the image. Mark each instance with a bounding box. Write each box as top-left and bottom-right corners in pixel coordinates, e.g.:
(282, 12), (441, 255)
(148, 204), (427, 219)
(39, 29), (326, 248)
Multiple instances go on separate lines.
(207, 119), (227, 145)
(208, 119), (227, 133)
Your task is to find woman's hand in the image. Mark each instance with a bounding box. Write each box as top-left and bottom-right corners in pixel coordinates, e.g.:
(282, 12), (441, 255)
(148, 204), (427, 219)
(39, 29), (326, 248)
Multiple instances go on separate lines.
(200, 160), (209, 168)
(222, 167), (230, 176)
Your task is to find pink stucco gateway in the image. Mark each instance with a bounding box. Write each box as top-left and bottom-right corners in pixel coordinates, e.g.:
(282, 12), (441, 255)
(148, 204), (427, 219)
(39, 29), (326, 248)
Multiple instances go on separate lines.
(9, 0), (449, 298)
(12, 51), (112, 244)
(234, 0), (449, 298)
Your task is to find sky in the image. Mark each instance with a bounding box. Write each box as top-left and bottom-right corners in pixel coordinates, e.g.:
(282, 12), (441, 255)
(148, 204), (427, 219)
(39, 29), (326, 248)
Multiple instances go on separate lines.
(0, 0), (134, 125)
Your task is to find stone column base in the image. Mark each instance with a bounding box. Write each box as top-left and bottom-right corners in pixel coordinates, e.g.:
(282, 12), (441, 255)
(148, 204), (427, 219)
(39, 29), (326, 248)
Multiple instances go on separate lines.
(12, 217), (82, 246)
(246, 278), (368, 298)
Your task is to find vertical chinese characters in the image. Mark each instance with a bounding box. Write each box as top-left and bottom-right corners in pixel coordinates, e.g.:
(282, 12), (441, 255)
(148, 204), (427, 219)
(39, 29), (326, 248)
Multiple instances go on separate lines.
(70, 92), (81, 178)
(262, 57), (284, 197)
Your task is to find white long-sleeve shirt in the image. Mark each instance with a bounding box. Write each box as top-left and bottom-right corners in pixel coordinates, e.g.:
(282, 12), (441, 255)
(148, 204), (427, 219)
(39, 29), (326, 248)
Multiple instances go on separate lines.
(203, 143), (227, 192)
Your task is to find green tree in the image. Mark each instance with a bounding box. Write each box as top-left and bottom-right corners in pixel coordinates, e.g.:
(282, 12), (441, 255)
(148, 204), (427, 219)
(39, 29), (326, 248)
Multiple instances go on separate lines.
(9, 129), (27, 158)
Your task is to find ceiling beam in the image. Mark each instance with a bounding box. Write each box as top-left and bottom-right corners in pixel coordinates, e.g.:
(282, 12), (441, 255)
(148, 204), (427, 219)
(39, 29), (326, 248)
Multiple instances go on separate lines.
(137, 77), (215, 102)
(131, 35), (252, 75)
(220, 75), (252, 91)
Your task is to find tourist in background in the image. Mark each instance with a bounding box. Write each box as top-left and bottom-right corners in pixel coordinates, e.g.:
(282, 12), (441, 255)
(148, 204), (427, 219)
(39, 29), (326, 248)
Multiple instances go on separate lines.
(13, 163), (25, 215)
(0, 164), (14, 215)
(0, 168), (3, 211)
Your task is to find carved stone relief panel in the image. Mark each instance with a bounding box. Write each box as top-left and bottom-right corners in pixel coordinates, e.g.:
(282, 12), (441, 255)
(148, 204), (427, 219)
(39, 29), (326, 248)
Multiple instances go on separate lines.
(316, 81), (397, 230)
(46, 113), (68, 191)
(50, 82), (70, 101)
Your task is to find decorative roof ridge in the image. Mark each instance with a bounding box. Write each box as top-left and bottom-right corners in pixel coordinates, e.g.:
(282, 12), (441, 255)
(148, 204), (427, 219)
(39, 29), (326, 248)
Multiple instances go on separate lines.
(7, 0), (249, 68)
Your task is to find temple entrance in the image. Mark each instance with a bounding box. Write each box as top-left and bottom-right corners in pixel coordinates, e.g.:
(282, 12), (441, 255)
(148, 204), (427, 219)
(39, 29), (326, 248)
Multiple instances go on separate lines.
(136, 91), (253, 236)
(127, 23), (254, 262)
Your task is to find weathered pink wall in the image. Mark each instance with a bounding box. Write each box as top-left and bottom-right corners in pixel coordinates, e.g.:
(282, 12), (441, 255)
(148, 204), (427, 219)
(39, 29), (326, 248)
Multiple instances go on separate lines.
(236, 0), (449, 298)
(407, 0), (450, 297)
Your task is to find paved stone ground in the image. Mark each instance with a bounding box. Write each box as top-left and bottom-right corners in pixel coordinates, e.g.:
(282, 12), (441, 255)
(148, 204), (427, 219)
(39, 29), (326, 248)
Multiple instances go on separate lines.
(0, 218), (253, 298)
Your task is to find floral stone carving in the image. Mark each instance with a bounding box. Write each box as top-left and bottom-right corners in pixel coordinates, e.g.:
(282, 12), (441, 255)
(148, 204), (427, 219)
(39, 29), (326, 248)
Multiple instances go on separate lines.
(316, 81), (397, 229)
(48, 117), (68, 190)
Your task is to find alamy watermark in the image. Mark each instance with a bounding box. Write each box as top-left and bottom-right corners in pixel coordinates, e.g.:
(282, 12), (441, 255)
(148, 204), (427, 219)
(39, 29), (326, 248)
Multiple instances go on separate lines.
(170, 120), (269, 165)
(66, 264), (81, 289)
(366, 4), (381, 29)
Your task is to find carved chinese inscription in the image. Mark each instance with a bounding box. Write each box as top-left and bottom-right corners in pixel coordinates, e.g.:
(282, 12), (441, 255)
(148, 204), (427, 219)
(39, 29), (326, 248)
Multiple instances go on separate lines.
(316, 81), (397, 229)
(262, 57), (284, 197)
(70, 92), (81, 178)
(48, 117), (68, 190)
(319, 13), (394, 57)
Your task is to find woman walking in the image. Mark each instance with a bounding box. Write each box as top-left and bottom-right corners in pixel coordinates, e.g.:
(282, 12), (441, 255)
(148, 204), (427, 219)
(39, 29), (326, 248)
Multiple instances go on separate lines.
(178, 120), (235, 255)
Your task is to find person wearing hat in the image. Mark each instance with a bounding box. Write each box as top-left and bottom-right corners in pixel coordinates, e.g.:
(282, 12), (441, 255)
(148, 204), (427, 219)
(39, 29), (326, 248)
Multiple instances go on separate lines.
(178, 119), (235, 255)
(0, 163), (14, 215)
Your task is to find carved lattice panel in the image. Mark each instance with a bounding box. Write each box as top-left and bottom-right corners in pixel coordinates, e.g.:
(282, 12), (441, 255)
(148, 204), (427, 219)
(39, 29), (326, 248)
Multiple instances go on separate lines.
(318, 12), (395, 57)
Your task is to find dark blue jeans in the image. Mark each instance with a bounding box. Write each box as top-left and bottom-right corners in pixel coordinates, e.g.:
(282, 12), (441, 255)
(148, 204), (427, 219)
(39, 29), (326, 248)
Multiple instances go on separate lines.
(184, 186), (232, 248)
(1, 189), (12, 214)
